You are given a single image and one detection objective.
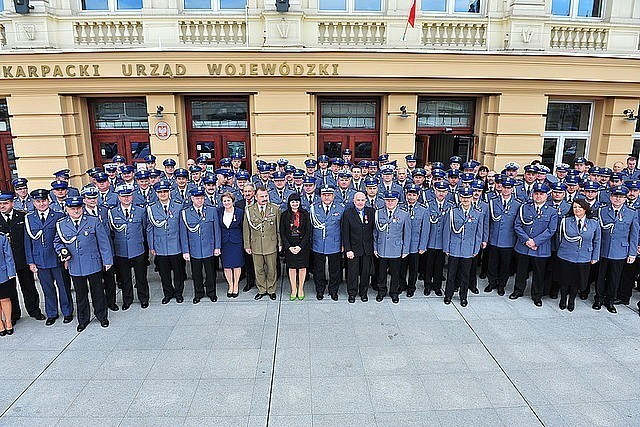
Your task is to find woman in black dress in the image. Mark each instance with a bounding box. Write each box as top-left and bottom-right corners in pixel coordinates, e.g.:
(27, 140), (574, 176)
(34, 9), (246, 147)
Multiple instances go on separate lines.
(280, 193), (312, 300)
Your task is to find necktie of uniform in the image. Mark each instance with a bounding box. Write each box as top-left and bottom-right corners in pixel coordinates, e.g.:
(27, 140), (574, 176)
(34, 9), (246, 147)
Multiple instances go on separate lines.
(503, 199), (507, 209)
(409, 206), (414, 217)
(164, 205), (168, 215)
(536, 206), (541, 216)
(74, 220), (79, 230)
(40, 212), (46, 224)
(124, 209), (130, 219)
(197, 208), (202, 218)
(577, 218), (583, 232)
(388, 210), (393, 219)
(614, 209), (619, 218)
(342, 190), (347, 201)
(261, 207), (265, 218)
(279, 190), (283, 201)
(4, 214), (10, 223)
(325, 205), (330, 216)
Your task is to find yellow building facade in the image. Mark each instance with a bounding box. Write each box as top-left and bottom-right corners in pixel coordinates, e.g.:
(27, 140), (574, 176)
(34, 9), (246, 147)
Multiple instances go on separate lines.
(0, 0), (640, 189)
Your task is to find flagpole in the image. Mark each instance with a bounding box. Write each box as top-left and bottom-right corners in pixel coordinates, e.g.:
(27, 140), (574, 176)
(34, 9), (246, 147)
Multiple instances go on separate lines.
(401, 20), (409, 41)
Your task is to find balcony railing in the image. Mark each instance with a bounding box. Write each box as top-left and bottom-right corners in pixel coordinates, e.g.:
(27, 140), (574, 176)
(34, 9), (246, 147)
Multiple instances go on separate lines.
(549, 25), (608, 50)
(179, 20), (246, 45)
(74, 21), (144, 45)
(0, 24), (5, 48)
(422, 21), (487, 48)
(317, 21), (386, 46)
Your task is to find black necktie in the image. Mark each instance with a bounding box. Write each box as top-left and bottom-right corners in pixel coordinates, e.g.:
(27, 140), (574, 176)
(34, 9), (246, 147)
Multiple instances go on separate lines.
(124, 209), (130, 219)
(164, 205), (169, 215)
(40, 212), (46, 224)
(342, 191), (347, 201)
(409, 206), (414, 217)
(577, 218), (583, 232)
(279, 191), (283, 200)
(614, 209), (619, 218)
(503, 199), (507, 209)
(536, 207), (541, 216)
(4, 214), (10, 223)
(325, 205), (330, 216)
(74, 220), (79, 230)
(197, 208), (202, 218)
(388, 210), (393, 219)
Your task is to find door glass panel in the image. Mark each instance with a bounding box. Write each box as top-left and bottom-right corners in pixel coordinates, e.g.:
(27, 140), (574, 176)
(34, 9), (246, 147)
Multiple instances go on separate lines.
(562, 138), (587, 166)
(94, 100), (148, 130)
(542, 138), (558, 171)
(191, 101), (248, 129)
(545, 103), (591, 132)
(5, 143), (15, 162)
(632, 139), (640, 160)
(100, 143), (120, 161)
(355, 141), (372, 159)
(323, 141), (342, 158)
(195, 141), (216, 160)
(0, 99), (10, 132)
(417, 100), (473, 128)
(131, 141), (150, 160)
(320, 102), (376, 129)
(227, 141), (246, 158)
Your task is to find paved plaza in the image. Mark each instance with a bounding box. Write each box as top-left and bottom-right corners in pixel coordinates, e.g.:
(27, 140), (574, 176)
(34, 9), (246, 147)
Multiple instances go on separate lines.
(0, 269), (639, 427)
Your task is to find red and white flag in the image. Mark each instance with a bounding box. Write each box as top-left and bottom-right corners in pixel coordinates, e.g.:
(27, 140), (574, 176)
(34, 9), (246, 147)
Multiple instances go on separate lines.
(407, 0), (417, 28)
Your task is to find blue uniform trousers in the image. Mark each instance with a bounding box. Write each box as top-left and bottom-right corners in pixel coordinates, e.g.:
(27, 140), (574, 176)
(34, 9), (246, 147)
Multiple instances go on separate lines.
(38, 266), (73, 318)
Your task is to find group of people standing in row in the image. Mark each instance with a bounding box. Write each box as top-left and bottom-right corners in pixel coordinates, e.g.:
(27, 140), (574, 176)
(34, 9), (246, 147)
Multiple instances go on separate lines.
(2, 150), (640, 335)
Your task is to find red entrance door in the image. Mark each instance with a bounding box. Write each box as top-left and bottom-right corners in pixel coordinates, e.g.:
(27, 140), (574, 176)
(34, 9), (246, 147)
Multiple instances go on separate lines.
(0, 135), (17, 191)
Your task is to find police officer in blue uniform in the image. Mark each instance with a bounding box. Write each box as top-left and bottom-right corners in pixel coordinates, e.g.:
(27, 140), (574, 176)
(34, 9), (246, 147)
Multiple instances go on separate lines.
(595, 185), (639, 313)
(378, 165), (405, 204)
(162, 158), (177, 182)
(180, 186), (222, 303)
(310, 185), (345, 301)
(94, 172), (119, 208)
(364, 178), (385, 209)
(334, 171), (357, 208)
(514, 165), (538, 203)
(544, 182), (572, 298)
(269, 171), (295, 211)
(12, 178), (34, 212)
(53, 169), (80, 197)
(108, 185), (149, 309)
(24, 189), (74, 325)
(49, 180), (71, 213)
(147, 180), (185, 304)
(171, 168), (191, 203)
(373, 190), (411, 303)
(511, 183), (559, 306)
(400, 184), (429, 297)
(443, 187), (484, 307)
(132, 170), (158, 207)
(423, 181), (454, 296)
(300, 177), (318, 212)
(54, 197), (113, 332)
(485, 177), (521, 296)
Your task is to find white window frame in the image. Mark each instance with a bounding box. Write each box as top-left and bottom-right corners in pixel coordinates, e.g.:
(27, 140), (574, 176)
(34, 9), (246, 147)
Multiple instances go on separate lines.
(632, 105), (640, 158)
(317, 0), (385, 14)
(550, 0), (605, 20)
(542, 101), (595, 170)
(420, 0), (483, 15)
(79, 0), (143, 12)
(182, 0), (247, 12)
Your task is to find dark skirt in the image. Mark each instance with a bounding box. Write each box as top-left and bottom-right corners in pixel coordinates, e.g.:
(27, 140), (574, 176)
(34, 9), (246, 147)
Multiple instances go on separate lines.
(554, 257), (590, 288)
(0, 278), (14, 299)
(285, 249), (310, 269)
(221, 241), (245, 269)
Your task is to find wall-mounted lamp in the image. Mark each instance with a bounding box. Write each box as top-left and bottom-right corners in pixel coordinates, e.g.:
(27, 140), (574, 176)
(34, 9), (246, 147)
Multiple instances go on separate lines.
(399, 105), (410, 119)
(623, 109), (639, 121)
(154, 105), (164, 119)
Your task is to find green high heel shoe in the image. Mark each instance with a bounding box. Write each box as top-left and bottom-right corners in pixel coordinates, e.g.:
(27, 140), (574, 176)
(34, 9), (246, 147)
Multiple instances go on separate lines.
(297, 294), (305, 300)
(290, 294), (297, 301)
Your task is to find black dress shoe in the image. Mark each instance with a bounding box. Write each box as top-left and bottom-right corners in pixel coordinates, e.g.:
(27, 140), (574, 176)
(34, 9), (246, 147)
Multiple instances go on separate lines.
(193, 298), (200, 304)
(497, 287), (505, 296)
(176, 296), (184, 304)
(161, 297), (171, 305)
(63, 315), (73, 324)
(77, 324), (87, 332)
(483, 285), (493, 293)
(269, 293), (277, 300)
(423, 287), (431, 296)
(592, 301), (602, 310)
(141, 302), (149, 309)
(549, 293), (558, 300)
(109, 304), (119, 312)
(254, 293), (264, 300)
(444, 297), (451, 305)
(232, 293), (238, 298)
(45, 317), (58, 326)
(406, 290), (414, 298)
(243, 283), (254, 292)
(375, 295), (384, 302)
(100, 319), (109, 328)
(508, 293), (521, 300)
(479, 273), (487, 280)
(637, 301), (640, 316)
(330, 293), (338, 301)
(567, 301), (575, 312)
(559, 300), (566, 310)
(434, 289), (443, 297)
(391, 295), (399, 304)
(469, 287), (479, 295)
(361, 295), (368, 302)
(606, 305), (617, 314)
(227, 292), (232, 298)
(210, 295), (218, 302)
(579, 293), (589, 300)
(614, 299), (629, 305)
(122, 303), (131, 311)
(460, 299), (468, 307)
(5, 328), (13, 335)
(348, 296), (356, 303)
(33, 313), (46, 321)
(316, 292), (324, 300)
(534, 300), (542, 307)
(0, 330), (5, 336)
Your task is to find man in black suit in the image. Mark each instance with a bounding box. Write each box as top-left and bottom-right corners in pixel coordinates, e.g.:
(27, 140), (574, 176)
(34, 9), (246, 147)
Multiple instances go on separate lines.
(341, 191), (375, 303)
(0, 192), (45, 322)
(235, 184), (257, 292)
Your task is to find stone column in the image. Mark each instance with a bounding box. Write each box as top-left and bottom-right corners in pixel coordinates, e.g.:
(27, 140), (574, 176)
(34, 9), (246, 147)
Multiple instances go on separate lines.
(146, 94), (185, 167)
(385, 94), (418, 163)
(594, 98), (640, 167)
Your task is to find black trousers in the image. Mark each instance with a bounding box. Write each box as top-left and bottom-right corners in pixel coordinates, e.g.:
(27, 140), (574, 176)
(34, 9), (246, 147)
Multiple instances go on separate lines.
(72, 271), (107, 325)
(242, 252), (256, 288)
(480, 246), (490, 277)
(103, 266), (117, 307)
(514, 254), (548, 301)
(377, 257), (401, 297)
(584, 262), (599, 297)
(313, 252), (342, 294)
(400, 252), (421, 292)
(424, 248), (445, 291)
(156, 254), (186, 299)
(486, 245), (513, 290)
(346, 254), (372, 297)
(543, 251), (559, 296)
(115, 254), (149, 305)
(595, 258), (625, 306)
(9, 267), (43, 320)
(191, 256), (217, 299)
(445, 256), (472, 300)
(469, 254), (479, 291)
(618, 258), (639, 303)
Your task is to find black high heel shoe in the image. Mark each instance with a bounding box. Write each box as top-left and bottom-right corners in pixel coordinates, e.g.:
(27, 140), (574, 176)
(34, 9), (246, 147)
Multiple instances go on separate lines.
(6, 328), (13, 335)
(227, 292), (232, 298)
(0, 330), (6, 337)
